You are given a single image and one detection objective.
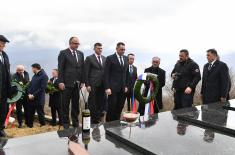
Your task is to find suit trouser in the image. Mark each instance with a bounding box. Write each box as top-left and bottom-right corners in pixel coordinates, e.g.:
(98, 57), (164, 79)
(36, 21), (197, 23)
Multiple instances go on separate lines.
(125, 91), (133, 111)
(16, 97), (29, 125)
(106, 91), (126, 122)
(61, 86), (80, 126)
(174, 91), (194, 110)
(51, 105), (63, 124)
(88, 85), (106, 123)
(0, 97), (7, 130)
(28, 101), (45, 127)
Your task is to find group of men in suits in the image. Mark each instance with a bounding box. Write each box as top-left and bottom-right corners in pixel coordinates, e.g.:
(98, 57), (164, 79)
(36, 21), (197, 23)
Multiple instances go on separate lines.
(57, 37), (167, 127)
(0, 34), (232, 137)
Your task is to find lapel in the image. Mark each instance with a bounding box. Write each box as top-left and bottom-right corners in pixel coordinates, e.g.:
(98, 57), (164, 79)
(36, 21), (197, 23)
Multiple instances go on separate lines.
(92, 54), (102, 68)
(113, 53), (122, 68)
(67, 48), (78, 64)
(2, 51), (9, 71)
(207, 60), (218, 75)
(101, 55), (105, 66)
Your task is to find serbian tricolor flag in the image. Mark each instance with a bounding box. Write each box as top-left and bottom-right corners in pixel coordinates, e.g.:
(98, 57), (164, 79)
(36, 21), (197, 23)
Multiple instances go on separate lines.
(138, 73), (147, 80)
(144, 81), (155, 116)
(131, 91), (137, 112)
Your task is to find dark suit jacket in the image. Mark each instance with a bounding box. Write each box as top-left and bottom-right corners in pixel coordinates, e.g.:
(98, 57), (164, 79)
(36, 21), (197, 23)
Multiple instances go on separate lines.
(12, 71), (30, 84)
(144, 66), (166, 108)
(28, 69), (48, 105)
(201, 60), (230, 104)
(0, 51), (11, 99)
(127, 65), (137, 93)
(49, 77), (61, 107)
(104, 53), (129, 92)
(85, 54), (106, 87)
(58, 48), (84, 87)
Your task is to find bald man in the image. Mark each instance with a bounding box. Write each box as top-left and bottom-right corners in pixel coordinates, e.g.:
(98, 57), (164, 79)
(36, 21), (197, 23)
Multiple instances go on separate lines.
(138, 57), (166, 115)
(58, 37), (85, 129)
(12, 65), (30, 128)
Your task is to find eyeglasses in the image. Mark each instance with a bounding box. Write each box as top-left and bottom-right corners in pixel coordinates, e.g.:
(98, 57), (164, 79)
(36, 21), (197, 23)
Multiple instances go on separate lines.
(72, 42), (80, 45)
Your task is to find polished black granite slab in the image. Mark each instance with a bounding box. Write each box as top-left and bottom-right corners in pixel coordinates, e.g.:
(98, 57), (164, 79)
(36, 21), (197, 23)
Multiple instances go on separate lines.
(105, 111), (235, 155)
(176, 100), (235, 136)
(223, 99), (235, 111)
(1, 125), (141, 155)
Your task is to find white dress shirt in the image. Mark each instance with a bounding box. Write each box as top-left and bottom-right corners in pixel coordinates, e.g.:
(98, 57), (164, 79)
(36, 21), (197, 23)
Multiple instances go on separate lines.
(116, 53), (124, 65)
(95, 53), (102, 65)
(69, 48), (78, 62)
(0, 51), (4, 64)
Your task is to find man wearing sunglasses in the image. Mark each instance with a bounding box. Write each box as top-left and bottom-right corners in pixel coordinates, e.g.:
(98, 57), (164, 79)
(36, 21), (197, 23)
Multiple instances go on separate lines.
(58, 37), (85, 129)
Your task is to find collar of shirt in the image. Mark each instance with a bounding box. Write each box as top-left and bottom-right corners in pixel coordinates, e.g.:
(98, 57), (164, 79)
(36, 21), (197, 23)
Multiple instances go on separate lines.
(69, 48), (76, 53)
(210, 59), (217, 66)
(69, 48), (78, 62)
(116, 52), (123, 63)
(95, 53), (102, 63)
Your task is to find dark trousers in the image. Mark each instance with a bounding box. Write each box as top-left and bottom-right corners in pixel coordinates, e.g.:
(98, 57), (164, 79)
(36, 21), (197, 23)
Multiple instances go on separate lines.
(61, 86), (80, 127)
(125, 91), (133, 111)
(174, 91), (194, 110)
(28, 101), (45, 127)
(106, 91), (126, 122)
(0, 98), (7, 130)
(16, 97), (29, 125)
(88, 85), (106, 123)
(51, 105), (62, 125)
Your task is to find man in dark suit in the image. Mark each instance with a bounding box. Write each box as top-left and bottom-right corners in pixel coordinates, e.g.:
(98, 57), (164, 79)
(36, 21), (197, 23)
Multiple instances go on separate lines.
(27, 63), (48, 128)
(12, 65), (30, 128)
(49, 69), (62, 126)
(104, 42), (129, 122)
(85, 43), (106, 124)
(58, 37), (85, 129)
(201, 49), (230, 104)
(125, 53), (137, 111)
(138, 57), (165, 115)
(0, 35), (11, 137)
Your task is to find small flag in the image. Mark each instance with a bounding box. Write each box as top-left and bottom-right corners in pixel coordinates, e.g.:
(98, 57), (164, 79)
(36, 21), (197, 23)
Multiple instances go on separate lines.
(138, 73), (147, 80)
(132, 91), (137, 112)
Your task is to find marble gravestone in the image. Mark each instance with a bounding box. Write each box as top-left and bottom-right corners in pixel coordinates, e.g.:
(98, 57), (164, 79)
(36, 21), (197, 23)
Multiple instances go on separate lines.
(105, 101), (235, 155)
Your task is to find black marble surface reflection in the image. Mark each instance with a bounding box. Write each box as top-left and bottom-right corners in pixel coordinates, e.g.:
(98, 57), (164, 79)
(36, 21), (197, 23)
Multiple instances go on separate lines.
(223, 99), (235, 111)
(177, 100), (235, 136)
(2, 124), (141, 155)
(105, 111), (235, 155)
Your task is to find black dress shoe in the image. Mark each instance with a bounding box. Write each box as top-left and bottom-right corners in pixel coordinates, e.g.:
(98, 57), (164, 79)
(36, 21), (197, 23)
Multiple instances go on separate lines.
(18, 124), (23, 128)
(50, 122), (57, 126)
(0, 130), (7, 138)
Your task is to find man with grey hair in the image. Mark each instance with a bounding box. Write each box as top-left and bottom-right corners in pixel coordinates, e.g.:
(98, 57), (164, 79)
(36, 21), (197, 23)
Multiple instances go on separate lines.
(138, 56), (166, 115)
(12, 65), (30, 128)
(0, 35), (11, 137)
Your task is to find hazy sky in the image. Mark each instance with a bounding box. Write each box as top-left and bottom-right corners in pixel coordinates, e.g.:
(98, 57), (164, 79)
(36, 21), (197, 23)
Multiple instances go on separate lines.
(1, 0), (235, 75)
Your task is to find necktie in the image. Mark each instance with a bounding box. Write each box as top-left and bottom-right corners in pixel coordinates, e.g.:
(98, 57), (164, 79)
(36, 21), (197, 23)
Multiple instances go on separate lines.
(97, 55), (102, 65)
(120, 56), (124, 66)
(72, 50), (77, 62)
(130, 65), (133, 74)
(208, 63), (212, 70)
